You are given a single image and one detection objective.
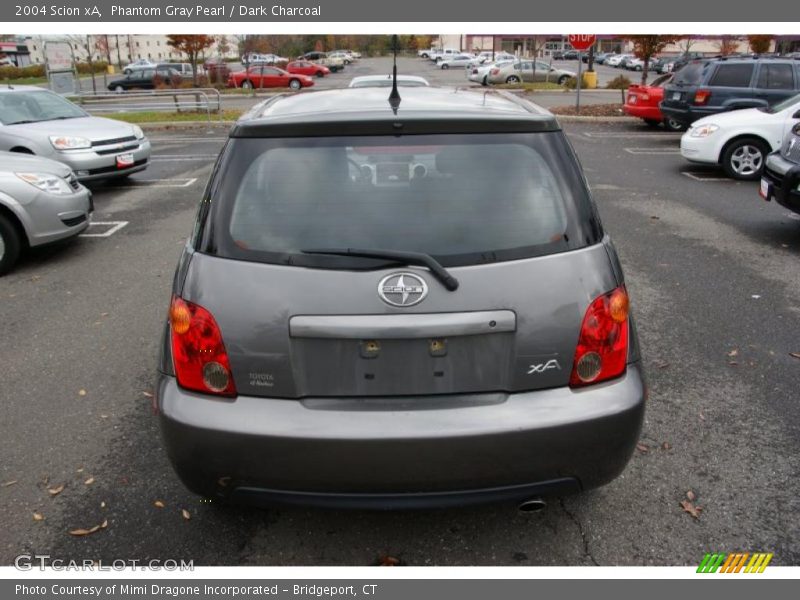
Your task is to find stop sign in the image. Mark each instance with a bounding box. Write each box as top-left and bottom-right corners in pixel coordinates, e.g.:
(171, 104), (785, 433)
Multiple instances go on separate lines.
(568, 34), (597, 51)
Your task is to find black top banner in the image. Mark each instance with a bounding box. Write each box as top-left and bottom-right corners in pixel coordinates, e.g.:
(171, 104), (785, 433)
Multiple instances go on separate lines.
(1, 0), (794, 22)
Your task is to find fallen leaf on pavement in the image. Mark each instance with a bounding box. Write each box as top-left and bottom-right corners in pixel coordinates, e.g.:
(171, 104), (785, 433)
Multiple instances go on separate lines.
(636, 442), (649, 453)
(680, 499), (702, 519)
(661, 442), (672, 451)
(84, 477), (95, 486)
(33, 512), (44, 521)
(68, 519), (108, 537)
(378, 555), (401, 566)
(154, 500), (165, 509)
(686, 490), (696, 501)
(790, 352), (800, 360)
(181, 509), (191, 520)
(78, 389), (87, 397)
(2, 480), (18, 487)
(142, 391), (154, 398)
(48, 484), (65, 496)
(727, 349), (738, 357)
(100, 501), (106, 508)
(698, 412), (706, 421)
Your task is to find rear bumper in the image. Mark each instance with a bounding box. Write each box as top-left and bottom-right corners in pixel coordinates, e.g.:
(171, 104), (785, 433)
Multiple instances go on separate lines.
(763, 153), (800, 214)
(659, 103), (716, 127)
(157, 363), (646, 508)
(623, 103), (662, 121)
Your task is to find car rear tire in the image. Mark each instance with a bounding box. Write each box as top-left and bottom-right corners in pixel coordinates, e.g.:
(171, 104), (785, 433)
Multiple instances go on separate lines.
(722, 137), (769, 180)
(0, 213), (22, 277)
(557, 75), (569, 85)
(506, 75), (521, 84)
(114, 85), (124, 93)
(441, 64), (450, 69)
(315, 71), (324, 78)
(289, 79), (301, 90)
(481, 75), (488, 86)
(662, 117), (686, 132)
(241, 80), (253, 89)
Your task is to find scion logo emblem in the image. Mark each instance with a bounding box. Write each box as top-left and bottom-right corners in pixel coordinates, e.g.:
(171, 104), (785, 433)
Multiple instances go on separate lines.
(378, 272), (428, 307)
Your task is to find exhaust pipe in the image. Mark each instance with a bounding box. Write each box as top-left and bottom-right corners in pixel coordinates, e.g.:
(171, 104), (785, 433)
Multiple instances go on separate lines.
(518, 497), (547, 513)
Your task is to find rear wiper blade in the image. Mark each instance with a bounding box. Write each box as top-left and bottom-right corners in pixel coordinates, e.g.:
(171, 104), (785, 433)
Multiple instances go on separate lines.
(301, 247), (460, 291)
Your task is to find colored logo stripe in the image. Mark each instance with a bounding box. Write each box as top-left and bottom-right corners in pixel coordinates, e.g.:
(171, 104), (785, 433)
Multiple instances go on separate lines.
(697, 553), (726, 573)
(697, 552), (773, 573)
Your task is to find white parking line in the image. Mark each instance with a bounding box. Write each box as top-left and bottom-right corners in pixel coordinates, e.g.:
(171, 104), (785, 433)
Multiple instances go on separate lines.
(108, 178), (198, 188)
(682, 172), (731, 182)
(149, 137), (228, 142)
(150, 155), (218, 161)
(624, 147), (681, 155)
(79, 221), (129, 238)
(590, 184), (623, 191)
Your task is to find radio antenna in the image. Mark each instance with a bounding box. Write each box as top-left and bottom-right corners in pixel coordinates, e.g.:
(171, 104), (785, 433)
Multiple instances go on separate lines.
(388, 34), (401, 114)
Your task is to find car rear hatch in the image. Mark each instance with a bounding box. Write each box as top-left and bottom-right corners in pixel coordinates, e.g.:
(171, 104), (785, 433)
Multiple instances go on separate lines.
(184, 128), (616, 399)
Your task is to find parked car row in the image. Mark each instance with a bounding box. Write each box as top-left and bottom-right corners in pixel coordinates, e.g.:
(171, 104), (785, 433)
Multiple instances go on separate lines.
(621, 55), (800, 221)
(421, 49), (516, 66)
(0, 86), (152, 274)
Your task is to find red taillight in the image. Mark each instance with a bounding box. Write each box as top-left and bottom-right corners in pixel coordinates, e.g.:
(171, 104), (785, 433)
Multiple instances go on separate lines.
(569, 287), (630, 388)
(490, 68), (499, 75)
(170, 296), (237, 397)
(694, 89), (711, 105)
(640, 93), (650, 101)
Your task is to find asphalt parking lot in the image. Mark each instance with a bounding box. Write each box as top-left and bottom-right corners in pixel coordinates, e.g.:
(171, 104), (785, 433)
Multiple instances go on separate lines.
(2, 114), (798, 566)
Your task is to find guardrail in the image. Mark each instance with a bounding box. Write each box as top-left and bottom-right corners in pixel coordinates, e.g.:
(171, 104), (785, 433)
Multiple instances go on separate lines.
(70, 88), (224, 124)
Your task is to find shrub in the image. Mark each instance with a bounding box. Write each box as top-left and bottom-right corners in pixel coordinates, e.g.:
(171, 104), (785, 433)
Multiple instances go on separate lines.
(75, 61), (109, 74)
(606, 75), (632, 89)
(0, 64), (46, 80)
(562, 76), (578, 89)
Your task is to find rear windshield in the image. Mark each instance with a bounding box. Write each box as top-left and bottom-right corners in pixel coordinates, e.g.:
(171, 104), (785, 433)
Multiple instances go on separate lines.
(673, 61), (708, 86)
(201, 133), (600, 269)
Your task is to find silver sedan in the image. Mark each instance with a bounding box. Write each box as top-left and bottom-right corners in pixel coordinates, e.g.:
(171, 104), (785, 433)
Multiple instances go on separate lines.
(487, 60), (576, 85)
(0, 86), (151, 182)
(0, 151), (92, 275)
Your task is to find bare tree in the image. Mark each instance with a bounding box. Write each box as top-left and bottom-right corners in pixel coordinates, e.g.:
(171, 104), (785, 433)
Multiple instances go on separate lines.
(715, 36), (740, 56)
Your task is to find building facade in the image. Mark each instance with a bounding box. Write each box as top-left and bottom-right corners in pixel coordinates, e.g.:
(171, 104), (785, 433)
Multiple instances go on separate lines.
(22, 35), (239, 66)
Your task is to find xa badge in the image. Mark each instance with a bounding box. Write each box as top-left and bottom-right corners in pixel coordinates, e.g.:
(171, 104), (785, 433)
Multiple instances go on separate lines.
(378, 272), (428, 307)
(528, 359), (561, 375)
